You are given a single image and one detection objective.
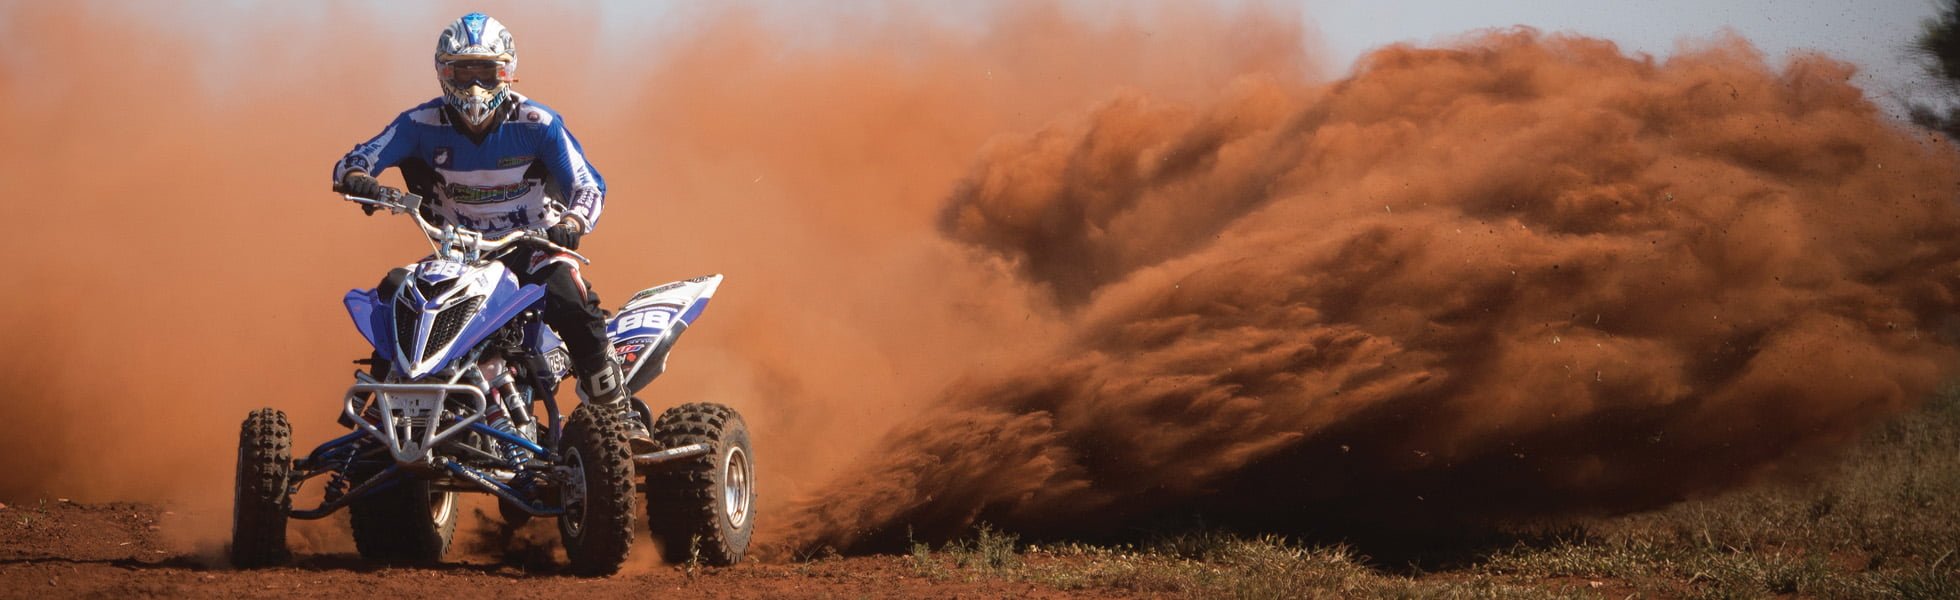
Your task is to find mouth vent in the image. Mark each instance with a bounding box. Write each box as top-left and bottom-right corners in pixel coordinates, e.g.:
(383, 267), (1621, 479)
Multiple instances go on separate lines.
(394, 298), (420, 363)
(424, 296), (484, 361)
(414, 278), (456, 300)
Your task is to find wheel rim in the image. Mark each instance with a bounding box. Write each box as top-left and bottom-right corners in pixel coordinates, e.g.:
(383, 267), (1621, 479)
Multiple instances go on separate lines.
(723, 445), (752, 529)
(430, 490), (457, 525)
(560, 447), (588, 537)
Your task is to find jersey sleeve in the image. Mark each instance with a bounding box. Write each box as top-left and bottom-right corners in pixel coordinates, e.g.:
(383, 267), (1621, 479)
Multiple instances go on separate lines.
(540, 116), (607, 233)
(332, 111), (419, 184)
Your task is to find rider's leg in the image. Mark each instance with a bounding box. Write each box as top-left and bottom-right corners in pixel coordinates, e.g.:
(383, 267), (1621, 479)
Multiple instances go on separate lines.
(504, 250), (626, 409)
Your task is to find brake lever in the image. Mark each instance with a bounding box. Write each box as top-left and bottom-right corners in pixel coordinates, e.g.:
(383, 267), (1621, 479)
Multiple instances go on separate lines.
(341, 194), (401, 213)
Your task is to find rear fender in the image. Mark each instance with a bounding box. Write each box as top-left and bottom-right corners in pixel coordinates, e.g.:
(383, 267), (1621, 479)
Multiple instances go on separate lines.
(607, 274), (723, 393)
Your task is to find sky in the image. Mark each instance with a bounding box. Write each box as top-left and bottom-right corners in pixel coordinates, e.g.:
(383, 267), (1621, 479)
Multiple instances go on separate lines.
(30, 0), (1948, 115)
(1300, 0), (1947, 113)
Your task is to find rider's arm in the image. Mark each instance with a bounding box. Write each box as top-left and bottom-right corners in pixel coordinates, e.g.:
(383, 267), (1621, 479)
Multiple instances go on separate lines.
(332, 110), (421, 187)
(540, 116), (607, 233)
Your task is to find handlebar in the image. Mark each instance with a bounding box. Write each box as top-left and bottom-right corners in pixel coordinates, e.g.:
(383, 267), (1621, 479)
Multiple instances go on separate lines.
(337, 184), (590, 264)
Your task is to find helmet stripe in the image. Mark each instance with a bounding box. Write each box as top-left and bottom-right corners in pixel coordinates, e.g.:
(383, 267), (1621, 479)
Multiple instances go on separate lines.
(462, 12), (487, 46)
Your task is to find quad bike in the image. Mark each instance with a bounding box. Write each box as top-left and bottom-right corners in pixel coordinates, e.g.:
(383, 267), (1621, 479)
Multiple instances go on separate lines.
(231, 187), (754, 575)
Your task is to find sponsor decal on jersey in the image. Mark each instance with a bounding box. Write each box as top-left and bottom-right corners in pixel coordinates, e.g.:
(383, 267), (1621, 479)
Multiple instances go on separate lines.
(443, 181), (533, 205)
(454, 211), (540, 235)
(497, 155), (534, 168)
(526, 110), (540, 122)
(434, 147), (452, 167)
(570, 187), (601, 212)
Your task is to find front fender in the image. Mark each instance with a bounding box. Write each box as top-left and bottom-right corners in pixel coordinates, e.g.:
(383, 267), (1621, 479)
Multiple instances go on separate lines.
(344, 289), (392, 354)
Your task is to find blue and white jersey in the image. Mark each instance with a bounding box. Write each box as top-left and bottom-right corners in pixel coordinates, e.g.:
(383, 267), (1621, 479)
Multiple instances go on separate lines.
(334, 91), (606, 236)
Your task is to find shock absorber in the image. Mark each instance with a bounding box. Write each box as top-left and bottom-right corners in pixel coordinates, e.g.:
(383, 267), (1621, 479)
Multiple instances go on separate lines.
(323, 447), (355, 503)
(481, 356), (532, 426)
(499, 379), (531, 426)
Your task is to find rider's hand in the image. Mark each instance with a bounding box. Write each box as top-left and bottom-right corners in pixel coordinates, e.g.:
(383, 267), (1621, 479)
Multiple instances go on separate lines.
(547, 217), (584, 250)
(338, 171), (386, 210)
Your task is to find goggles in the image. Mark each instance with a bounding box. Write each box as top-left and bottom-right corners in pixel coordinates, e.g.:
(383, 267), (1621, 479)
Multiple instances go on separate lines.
(442, 60), (509, 89)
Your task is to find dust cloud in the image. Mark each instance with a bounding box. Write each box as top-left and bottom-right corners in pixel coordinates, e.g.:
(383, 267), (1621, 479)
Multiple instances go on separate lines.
(777, 30), (1960, 552)
(2, 2), (1956, 561)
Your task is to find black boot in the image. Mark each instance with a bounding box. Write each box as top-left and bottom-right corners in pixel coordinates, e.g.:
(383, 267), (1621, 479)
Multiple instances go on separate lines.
(575, 354), (628, 409)
(577, 356), (653, 448)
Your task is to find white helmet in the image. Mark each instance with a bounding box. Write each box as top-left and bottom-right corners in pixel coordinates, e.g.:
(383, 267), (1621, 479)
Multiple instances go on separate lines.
(434, 12), (517, 128)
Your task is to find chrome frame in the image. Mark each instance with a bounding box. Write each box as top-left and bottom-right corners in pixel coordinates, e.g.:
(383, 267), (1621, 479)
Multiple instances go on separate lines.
(342, 371), (490, 466)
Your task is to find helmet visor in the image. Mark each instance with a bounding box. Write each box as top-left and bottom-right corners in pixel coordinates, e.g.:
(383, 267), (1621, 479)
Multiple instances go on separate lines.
(442, 60), (508, 89)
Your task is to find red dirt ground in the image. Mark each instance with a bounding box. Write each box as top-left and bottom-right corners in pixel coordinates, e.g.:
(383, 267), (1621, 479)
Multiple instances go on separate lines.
(0, 500), (1122, 599)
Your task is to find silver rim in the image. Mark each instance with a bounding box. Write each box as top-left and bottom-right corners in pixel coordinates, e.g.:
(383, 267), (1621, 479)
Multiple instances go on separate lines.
(430, 490), (456, 526)
(560, 447), (588, 537)
(723, 445), (752, 529)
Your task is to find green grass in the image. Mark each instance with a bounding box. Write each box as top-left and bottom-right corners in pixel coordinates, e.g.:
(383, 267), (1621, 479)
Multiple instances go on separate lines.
(1473, 386), (1960, 598)
(899, 387), (1960, 598)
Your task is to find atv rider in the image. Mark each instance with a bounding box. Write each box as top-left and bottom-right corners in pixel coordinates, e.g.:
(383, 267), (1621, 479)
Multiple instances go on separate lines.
(333, 13), (627, 411)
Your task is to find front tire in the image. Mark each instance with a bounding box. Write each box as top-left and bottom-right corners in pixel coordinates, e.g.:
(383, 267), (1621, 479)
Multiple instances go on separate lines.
(349, 469), (459, 564)
(231, 408), (292, 568)
(557, 404), (637, 576)
(645, 402), (754, 565)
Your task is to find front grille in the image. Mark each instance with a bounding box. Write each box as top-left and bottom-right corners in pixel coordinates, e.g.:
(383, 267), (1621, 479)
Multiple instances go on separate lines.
(424, 296), (483, 361)
(414, 278), (455, 301)
(395, 298), (419, 362)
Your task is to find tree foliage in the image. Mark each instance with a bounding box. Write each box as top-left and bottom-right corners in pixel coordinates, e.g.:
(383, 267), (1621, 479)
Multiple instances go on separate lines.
(1911, 0), (1960, 140)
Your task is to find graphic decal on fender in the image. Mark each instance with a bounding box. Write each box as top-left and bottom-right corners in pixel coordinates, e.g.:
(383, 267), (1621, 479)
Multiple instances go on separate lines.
(543, 347), (571, 378)
(612, 338), (652, 367)
(627, 283), (684, 303)
(418, 260), (465, 281)
(610, 303), (680, 337)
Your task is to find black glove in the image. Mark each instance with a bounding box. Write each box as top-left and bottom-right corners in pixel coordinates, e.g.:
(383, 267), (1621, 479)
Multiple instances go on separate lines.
(339, 172), (386, 215)
(546, 218), (584, 250)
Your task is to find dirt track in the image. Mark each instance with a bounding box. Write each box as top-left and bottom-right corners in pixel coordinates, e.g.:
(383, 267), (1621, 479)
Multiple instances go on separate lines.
(0, 500), (1105, 599)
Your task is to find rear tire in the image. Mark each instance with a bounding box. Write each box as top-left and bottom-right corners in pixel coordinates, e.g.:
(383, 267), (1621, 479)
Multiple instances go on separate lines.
(557, 404), (637, 576)
(349, 469), (459, 564)
(645, 402), (754, 566)
(231, 408), (292, 568)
